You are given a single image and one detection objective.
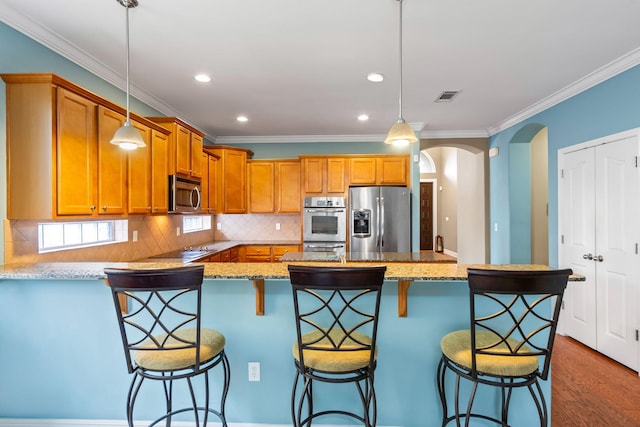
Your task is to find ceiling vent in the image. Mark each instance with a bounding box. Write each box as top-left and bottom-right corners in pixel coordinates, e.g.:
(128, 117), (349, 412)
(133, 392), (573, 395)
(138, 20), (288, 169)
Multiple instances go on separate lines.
(435, 91), (460, 102)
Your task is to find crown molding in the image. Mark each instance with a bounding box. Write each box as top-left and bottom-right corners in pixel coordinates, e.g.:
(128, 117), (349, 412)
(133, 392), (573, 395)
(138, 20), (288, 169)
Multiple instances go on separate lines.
(0, 4), (181, 118)
(488, 47), (640, 136)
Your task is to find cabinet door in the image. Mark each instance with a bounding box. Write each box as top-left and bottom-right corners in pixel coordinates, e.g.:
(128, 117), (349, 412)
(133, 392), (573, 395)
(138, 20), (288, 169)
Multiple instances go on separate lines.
(276, 161), (301, 213)
(248, 161), (275, 213)
(151, 130), (169, 213)
(303, 158), (325, 194)
(349, 158), (377, 185)
(97, 107), (127, 215)
(378, 157), (408, 185)
(208, 155), (218, 213)
(56, 87), (97, 216)
(273, 245), (299, 262)
(175, 124), (191, 176)
(127, 122), (152, 214)
(190, 133), (204, 179)
(200, 152), (210, 211)
(326, 158), (346, 193)
(223, 150), (247, 213)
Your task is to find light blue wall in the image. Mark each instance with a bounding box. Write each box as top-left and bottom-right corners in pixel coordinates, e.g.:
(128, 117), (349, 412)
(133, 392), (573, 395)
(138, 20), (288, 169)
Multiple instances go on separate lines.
(489, 64), (640, 266)
(0, 276), (550, 426)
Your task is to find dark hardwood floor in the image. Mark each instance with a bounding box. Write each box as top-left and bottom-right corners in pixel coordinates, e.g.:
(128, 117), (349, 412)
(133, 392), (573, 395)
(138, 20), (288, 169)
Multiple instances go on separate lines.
(552, 335), (640, 426)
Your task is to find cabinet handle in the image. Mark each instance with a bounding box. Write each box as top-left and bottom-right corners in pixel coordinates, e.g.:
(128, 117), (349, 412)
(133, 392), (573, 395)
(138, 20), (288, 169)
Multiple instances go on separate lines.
(593, 255), (604, 262)
(102, 206), (108, 211)
(153, 206), (159, 211)
(90, 205), (96, 211)
(146, 207), (152, 211)
(583, 253), (593, 260)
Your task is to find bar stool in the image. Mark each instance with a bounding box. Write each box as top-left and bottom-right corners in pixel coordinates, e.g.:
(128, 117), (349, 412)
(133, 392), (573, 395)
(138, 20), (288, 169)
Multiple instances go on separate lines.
(104, 265), (230, 427)
(287, 265), (386, 427)
(436, 268), (572, 427)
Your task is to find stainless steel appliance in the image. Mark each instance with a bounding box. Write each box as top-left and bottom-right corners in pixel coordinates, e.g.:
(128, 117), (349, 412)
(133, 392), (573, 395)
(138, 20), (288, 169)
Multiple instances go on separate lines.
(169, 175), (202, 213)
(350, 186), (411, 253)
(303, 196), (347, 254)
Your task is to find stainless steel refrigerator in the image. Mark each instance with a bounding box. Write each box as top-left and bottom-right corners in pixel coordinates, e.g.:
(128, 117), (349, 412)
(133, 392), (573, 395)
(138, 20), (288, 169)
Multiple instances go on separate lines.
(349, 186), (411, 254)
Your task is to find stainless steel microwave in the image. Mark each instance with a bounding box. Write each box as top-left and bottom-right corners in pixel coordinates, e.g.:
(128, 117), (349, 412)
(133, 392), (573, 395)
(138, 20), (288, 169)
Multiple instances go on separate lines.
(169, 175), (201, 213)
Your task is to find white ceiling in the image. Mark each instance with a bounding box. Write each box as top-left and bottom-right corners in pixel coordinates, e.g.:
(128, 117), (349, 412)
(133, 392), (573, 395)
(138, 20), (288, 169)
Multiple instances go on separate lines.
(2, 0), (640, 144)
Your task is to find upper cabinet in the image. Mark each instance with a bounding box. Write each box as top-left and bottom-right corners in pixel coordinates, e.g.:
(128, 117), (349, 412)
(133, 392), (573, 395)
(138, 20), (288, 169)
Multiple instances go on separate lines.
(147, 117), (205, 180)
(200, 151), (220, 214)
(300, 155), (347, 196)
(204, 145), (253, 214)
(1, 73), (170, 219)
(247, 159), (301, 214)
(349, 155), (410, 186)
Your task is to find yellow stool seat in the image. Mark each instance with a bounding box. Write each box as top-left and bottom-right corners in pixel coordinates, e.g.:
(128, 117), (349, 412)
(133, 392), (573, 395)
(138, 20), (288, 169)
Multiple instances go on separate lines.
(134, 328), (226, 371)
(441, 330), (539, 377)
(292, 329), (377, 372)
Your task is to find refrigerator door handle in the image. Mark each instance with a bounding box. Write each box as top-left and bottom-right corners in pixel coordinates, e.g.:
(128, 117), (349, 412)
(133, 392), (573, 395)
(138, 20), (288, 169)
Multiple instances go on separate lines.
(380, 196), (384, 250)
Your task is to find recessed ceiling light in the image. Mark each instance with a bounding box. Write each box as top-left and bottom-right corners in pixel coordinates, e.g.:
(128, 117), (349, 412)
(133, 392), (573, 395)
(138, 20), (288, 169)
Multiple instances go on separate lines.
(194, 73), (211, 83)
(236, 115), (249, 122)
(367, 72), (384, 83)
(358, 114), (369, 121)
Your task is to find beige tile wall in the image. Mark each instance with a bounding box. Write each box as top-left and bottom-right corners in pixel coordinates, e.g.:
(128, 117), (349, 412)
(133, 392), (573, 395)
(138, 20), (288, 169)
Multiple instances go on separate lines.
(4, 213), (301, 264)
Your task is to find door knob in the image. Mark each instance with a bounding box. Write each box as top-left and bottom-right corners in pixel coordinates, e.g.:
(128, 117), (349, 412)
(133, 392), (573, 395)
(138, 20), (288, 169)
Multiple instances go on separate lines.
(583, 253), (593, 260)
(594, 255), (604, 262)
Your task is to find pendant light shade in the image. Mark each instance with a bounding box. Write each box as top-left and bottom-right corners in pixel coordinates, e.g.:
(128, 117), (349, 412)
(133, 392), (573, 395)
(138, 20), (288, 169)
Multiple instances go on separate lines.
(385, 0), (417, 146)
(111, 0), (145, 150)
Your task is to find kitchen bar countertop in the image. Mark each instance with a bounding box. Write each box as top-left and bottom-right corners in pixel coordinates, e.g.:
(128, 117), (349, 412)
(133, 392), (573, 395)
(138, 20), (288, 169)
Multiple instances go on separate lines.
(279, 251), (457, 263)
(0, 260), (577, 281)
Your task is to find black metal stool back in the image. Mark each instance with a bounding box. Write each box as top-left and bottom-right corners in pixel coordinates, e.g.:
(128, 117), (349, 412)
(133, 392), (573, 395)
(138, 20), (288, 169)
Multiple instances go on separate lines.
(437, 268), (572, 427)
(288, 265), (386, 427)
(105, 265), (230, 427)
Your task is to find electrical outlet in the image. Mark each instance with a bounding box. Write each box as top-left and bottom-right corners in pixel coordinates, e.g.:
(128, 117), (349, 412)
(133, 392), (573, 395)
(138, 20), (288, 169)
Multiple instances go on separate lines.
(217, 223), (222, 230)
(176, 227), (180, 236)
(275, 223), (281, 231)
(248, 362), (260, 382)
(132, 230), (138, 242)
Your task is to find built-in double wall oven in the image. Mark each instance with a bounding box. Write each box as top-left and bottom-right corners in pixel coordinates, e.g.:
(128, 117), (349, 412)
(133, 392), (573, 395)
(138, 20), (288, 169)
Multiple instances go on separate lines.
(302, 196), (347, 254)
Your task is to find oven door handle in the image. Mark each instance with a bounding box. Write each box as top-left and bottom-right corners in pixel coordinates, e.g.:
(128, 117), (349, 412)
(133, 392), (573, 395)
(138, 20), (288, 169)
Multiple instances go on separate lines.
(305, 209), (345, 213)
(304, 243), (345, 249)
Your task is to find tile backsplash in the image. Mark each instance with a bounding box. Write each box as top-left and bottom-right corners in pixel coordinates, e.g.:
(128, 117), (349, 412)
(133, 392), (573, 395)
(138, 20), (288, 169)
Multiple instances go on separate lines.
(4, 214), (301, 264)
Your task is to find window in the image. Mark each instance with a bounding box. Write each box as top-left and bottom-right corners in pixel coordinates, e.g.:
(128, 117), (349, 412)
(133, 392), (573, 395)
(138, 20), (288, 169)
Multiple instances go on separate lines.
(38, 220), (128, 253)
(182, 215), (212, 234)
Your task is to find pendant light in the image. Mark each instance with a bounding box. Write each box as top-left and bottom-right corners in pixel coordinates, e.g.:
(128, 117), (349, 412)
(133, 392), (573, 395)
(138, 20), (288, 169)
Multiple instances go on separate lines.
(110, 0), (145, 151)
(384, 0), (417, 146)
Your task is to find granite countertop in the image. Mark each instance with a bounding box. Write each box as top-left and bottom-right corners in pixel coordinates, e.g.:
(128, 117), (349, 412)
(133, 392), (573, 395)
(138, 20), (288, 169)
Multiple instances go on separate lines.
(0, 260), (583, 282)
(280, 251), (457, 263)
(138, 240), (301, 263)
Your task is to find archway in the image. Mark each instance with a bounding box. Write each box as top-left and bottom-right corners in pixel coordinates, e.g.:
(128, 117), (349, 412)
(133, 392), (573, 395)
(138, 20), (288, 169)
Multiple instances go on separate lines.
(508, 124), (549, 264)
(419, 140), (489, 263)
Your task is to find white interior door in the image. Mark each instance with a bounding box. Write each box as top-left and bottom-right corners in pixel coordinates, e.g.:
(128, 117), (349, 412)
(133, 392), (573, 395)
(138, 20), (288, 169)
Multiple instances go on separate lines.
(559, 130), (639, 371)
(594, 136), (639, 371)
(560, 147), (597, 349)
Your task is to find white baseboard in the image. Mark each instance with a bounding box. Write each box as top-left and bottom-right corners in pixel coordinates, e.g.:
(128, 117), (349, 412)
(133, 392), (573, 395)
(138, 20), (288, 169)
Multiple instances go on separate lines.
(0, 419), (391, 427)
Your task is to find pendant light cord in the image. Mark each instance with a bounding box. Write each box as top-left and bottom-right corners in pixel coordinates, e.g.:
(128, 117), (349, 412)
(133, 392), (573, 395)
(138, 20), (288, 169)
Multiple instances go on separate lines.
(125, 2), (131, 123)
(397, 0), (404, 121)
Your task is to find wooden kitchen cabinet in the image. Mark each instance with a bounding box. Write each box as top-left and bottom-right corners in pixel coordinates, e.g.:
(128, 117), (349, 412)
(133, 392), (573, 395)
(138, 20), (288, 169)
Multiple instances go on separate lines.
(349, 155), (410, 186)
(276, 160), (301, 213)
(242, 245), (272, 262)
(248, 159), (301, 213)
(148, 117), (205, 180)
(2, 73), (170, 219)
(199, 151), (220, 214)
(204, 145), (253, 214)
(127, 121), (152, 214)
(128, 125), (169, 215)
(247, 160), (275, 213)
(300, 156), (347, 196)
(150, 130), (169, 213)
(273, 245), (299, 262)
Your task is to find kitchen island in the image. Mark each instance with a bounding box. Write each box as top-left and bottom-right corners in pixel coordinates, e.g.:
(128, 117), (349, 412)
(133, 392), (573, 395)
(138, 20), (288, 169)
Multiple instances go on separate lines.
(0, 260), (581, 427)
